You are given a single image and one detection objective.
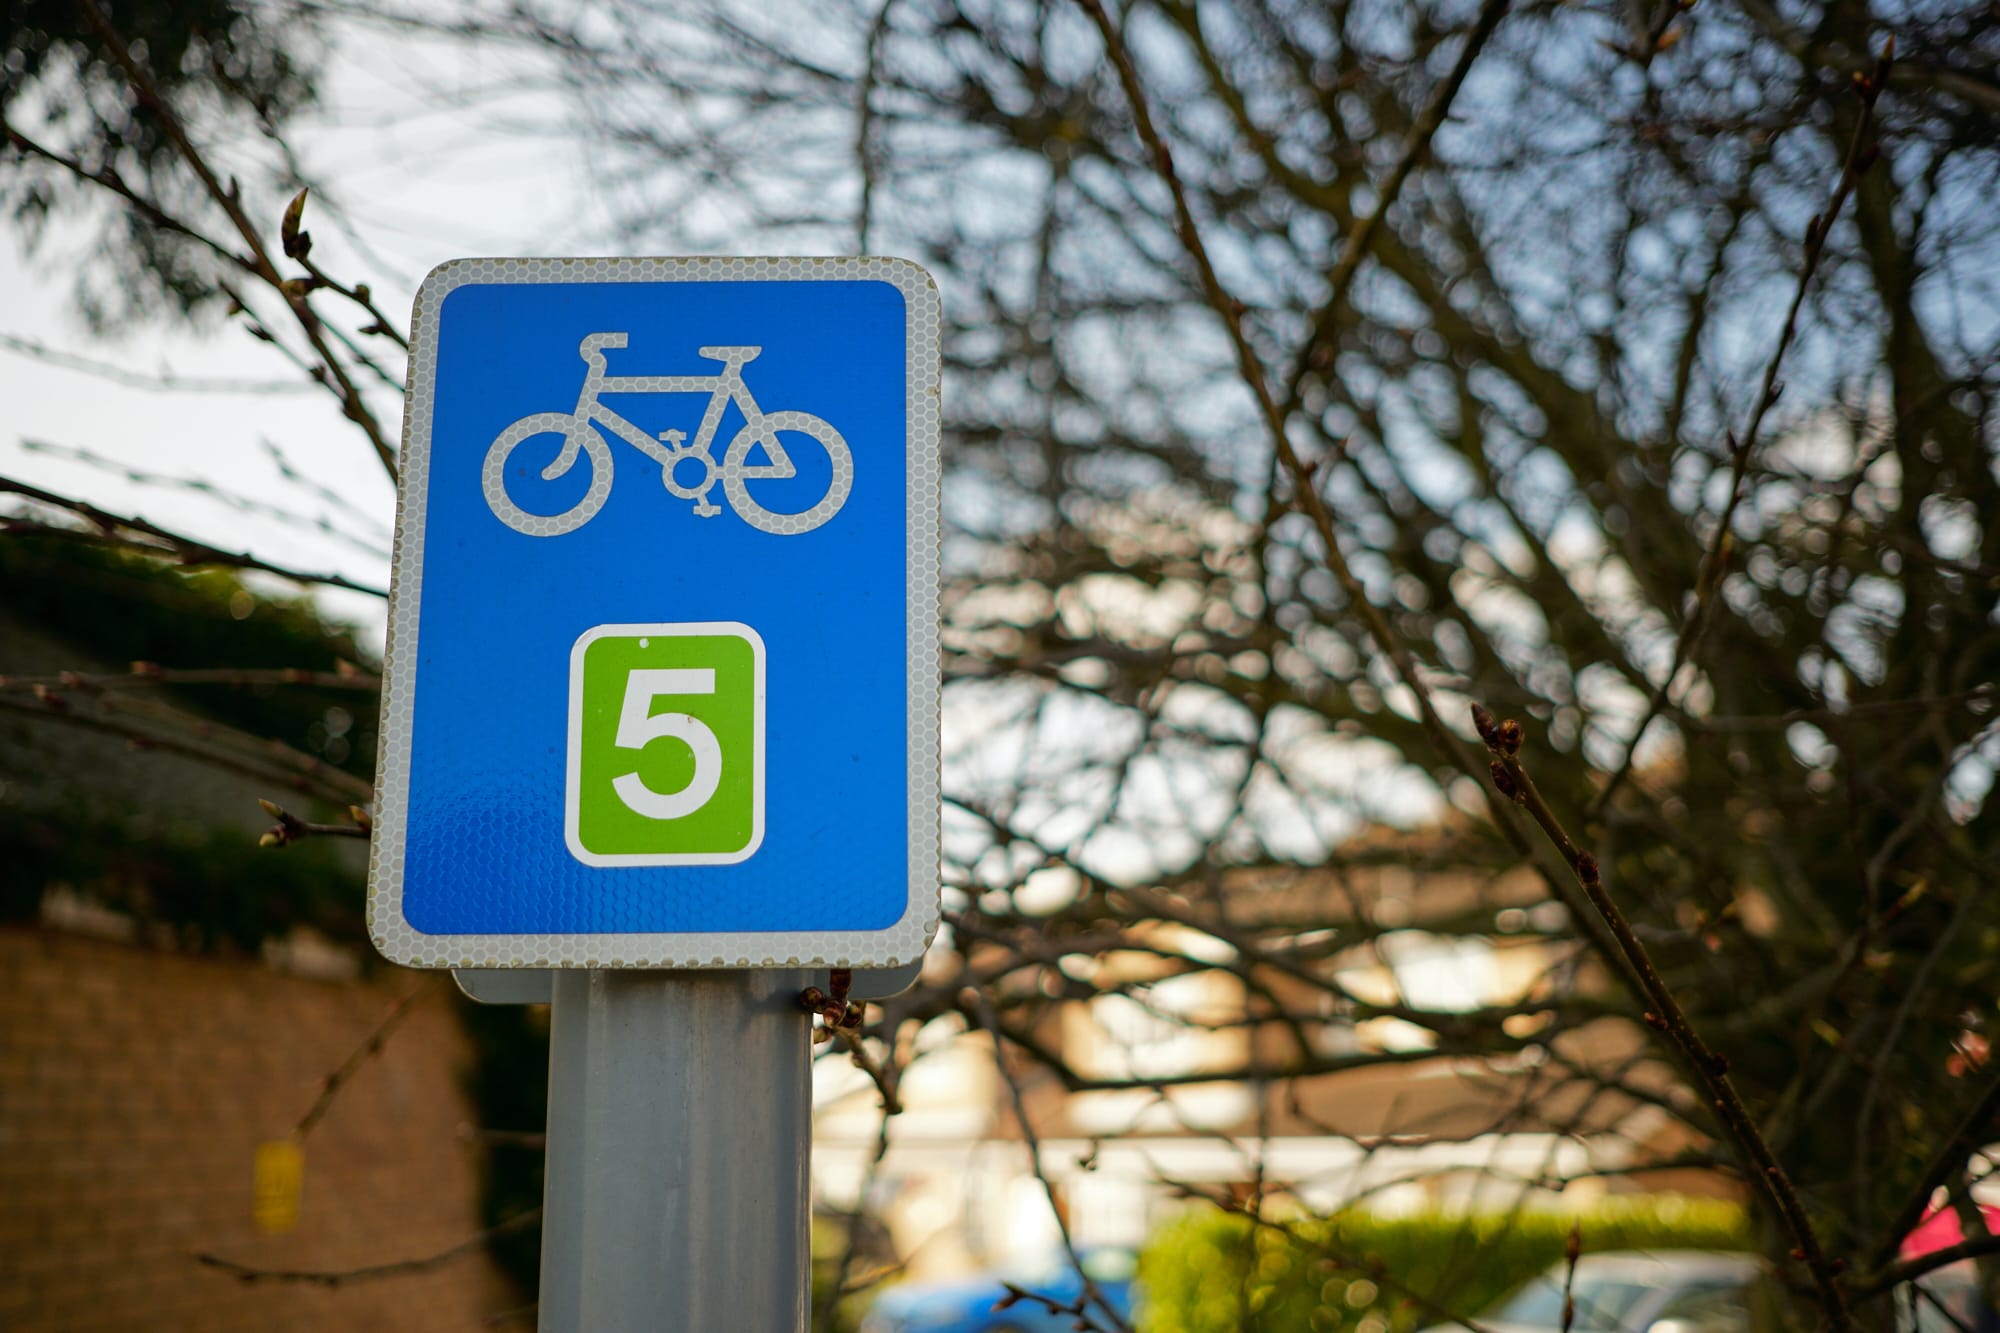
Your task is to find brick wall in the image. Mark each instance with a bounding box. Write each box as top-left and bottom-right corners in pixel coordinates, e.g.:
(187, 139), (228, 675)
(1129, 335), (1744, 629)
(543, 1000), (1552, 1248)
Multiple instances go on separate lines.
(0, 926), (523, 1331)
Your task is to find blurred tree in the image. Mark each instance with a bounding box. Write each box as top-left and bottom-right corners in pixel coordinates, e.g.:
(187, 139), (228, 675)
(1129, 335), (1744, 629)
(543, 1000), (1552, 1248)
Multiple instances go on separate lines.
(499, 0), (1999, 1319)
(4, 0), (1998, 1326)
(2, 0), (321, 325)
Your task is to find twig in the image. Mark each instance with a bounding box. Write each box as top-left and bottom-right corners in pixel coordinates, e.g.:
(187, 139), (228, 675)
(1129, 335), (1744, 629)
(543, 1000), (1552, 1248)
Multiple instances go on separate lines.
(73, 0), (400, 480)
(1870, 1065), (2000, 1270)
(828, 1027), (903, 1117)
(1283, 0), (1517, 406)
(258, 798), (373, 846)
(294, 977), (443, 1139)
(261, 438), (395, 539)
(285, 196), (410, 351)
(852, 0), (900, 254)
(458, 1126), (549, 1151)
(1472, 702), (1852, 1329)
(1588, 42), (1893, 820)
(1, 121), (253, 275)
(1072, 0), (1718, 1212)
(803, 974), (906, 1114)
(482, 1302), (539, 1328)
(1, 472), (388, 597)
(1858, 1232), (2000, 1298)
(815, 1106), (895, 1333)
(196, 1208), (540, 1287)
(1908, 1281), (1979, 1333)
(1685, 684), (1997, 733)
(965, 986), (1134, 1333)
(1561, 1222), (1582, 1333)
(1629, 0), (1697, 64)
(1853, 889), (1975, 1226)
(0, 332), (314, 394)
(0, 665), (380, 694)
(0, 692), (370, 807)
(1071, 0), (1536, 850)
(20, 438), (391, 560)
(1088, 58), (1725, 1242)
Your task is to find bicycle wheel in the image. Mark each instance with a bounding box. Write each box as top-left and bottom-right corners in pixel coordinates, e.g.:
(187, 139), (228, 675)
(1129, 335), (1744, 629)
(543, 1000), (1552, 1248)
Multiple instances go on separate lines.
(720, 411), (854, 535)
(481, 412), (614, 537)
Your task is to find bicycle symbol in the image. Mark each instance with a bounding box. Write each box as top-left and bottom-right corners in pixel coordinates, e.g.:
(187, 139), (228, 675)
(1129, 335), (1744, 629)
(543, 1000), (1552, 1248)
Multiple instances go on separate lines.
(480, 333), (854, 536)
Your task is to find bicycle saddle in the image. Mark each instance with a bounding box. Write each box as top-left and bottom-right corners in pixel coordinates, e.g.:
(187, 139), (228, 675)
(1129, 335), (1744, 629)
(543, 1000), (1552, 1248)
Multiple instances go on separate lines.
(697, 346), (762, 364)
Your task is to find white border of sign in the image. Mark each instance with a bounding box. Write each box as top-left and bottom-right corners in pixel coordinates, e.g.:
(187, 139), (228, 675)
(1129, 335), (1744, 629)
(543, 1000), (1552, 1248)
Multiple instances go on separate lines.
(366, 256), (941, 969)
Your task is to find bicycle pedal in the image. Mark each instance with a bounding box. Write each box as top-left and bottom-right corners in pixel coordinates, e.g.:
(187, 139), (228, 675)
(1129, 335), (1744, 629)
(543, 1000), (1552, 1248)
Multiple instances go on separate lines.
(658, 429), (688, 444)
(695, 501), (721, 517)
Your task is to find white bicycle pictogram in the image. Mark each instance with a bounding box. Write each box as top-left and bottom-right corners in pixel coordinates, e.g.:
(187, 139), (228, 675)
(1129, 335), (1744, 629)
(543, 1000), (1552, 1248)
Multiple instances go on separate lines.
(481, 333), (854, 536)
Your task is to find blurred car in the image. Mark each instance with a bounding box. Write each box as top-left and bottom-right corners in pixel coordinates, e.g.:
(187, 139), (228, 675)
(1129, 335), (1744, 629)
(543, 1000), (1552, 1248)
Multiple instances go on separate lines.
(1898, 1205), (1996, 1333)
(1902, 1268), (1983, 1333)
(1454, 1250), (1759, 1333)
(857, 1249), (1137, 1333)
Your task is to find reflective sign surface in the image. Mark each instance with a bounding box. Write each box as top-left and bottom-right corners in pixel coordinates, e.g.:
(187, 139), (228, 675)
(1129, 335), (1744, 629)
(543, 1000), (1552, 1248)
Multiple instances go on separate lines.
(367, 257), (940, 969)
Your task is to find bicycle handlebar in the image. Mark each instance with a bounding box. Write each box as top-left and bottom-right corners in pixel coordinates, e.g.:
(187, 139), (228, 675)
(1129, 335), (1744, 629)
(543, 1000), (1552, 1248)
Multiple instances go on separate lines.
(579, 332), (629, 356)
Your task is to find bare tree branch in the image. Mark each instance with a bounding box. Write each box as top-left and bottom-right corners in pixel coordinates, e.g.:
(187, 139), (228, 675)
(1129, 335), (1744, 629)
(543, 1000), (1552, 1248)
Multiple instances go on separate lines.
(2, 473), (388, 597)
(196, 1208), (540, 1287)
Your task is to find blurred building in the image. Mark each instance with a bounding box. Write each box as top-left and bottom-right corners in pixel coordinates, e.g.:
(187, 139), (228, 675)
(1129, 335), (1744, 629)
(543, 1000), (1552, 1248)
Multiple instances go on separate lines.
(811, 851), (1727, 1279)
(1, 542), (520, 1329)
(0, 925), (516, 1331)
(3, 537), (1722, 1312)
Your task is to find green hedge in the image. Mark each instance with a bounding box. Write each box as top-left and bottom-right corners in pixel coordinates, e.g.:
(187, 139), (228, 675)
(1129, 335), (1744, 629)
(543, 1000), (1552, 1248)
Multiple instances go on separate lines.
(1, 534), (380, 782)
(0, 801), (365, 946)
(1137, 1197), (1751, 1333)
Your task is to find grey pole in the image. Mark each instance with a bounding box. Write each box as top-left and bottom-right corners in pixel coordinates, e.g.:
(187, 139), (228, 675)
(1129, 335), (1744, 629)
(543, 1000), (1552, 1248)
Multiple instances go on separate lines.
(538, 969), (812, 1332)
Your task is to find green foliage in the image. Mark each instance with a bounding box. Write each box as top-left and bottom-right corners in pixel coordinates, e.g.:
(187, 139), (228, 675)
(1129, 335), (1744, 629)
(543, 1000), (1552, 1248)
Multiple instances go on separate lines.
(0, 0), (314, 123)
(0, 798), (362, 947)
(455, 999), (549, 1298)
(0, 536), (553, 1304)
(810, 1216), (870, 1333)
(1137, 1199), (1751, 1333)
(0, 535), (379, 941)
(1, 0), (320, 325)
(1, 533), (378, 779)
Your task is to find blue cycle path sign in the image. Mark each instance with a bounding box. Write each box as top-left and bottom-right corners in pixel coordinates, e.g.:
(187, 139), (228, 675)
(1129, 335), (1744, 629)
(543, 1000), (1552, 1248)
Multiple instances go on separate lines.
(366, 257), (941, 969)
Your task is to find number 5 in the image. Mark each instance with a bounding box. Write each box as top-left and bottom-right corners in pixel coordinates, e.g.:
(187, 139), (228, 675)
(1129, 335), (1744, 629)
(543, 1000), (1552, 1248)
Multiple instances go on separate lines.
(611, 668), (722, 820)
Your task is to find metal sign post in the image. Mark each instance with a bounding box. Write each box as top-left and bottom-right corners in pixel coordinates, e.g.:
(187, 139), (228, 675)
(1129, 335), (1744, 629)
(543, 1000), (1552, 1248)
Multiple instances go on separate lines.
(368, 257), (941, 1333)
(537, 970), (810, 1330)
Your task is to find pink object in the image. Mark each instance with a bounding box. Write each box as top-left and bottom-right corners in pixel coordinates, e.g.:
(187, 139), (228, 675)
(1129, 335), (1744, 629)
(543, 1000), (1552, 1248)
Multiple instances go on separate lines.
(1902, 1204), (2000, 1258)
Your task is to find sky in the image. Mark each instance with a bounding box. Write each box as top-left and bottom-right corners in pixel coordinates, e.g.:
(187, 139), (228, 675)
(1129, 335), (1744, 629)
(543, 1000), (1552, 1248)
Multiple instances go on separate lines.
(0, 6), (1648, 875)
(1, 16), (613, 646)
(14, 1), (1986, 875)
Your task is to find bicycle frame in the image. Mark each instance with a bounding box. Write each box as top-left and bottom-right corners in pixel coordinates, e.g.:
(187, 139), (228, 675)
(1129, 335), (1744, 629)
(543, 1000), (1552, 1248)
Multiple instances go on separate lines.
(481, 332), (853, 537)
(574, 345), (765, 469)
